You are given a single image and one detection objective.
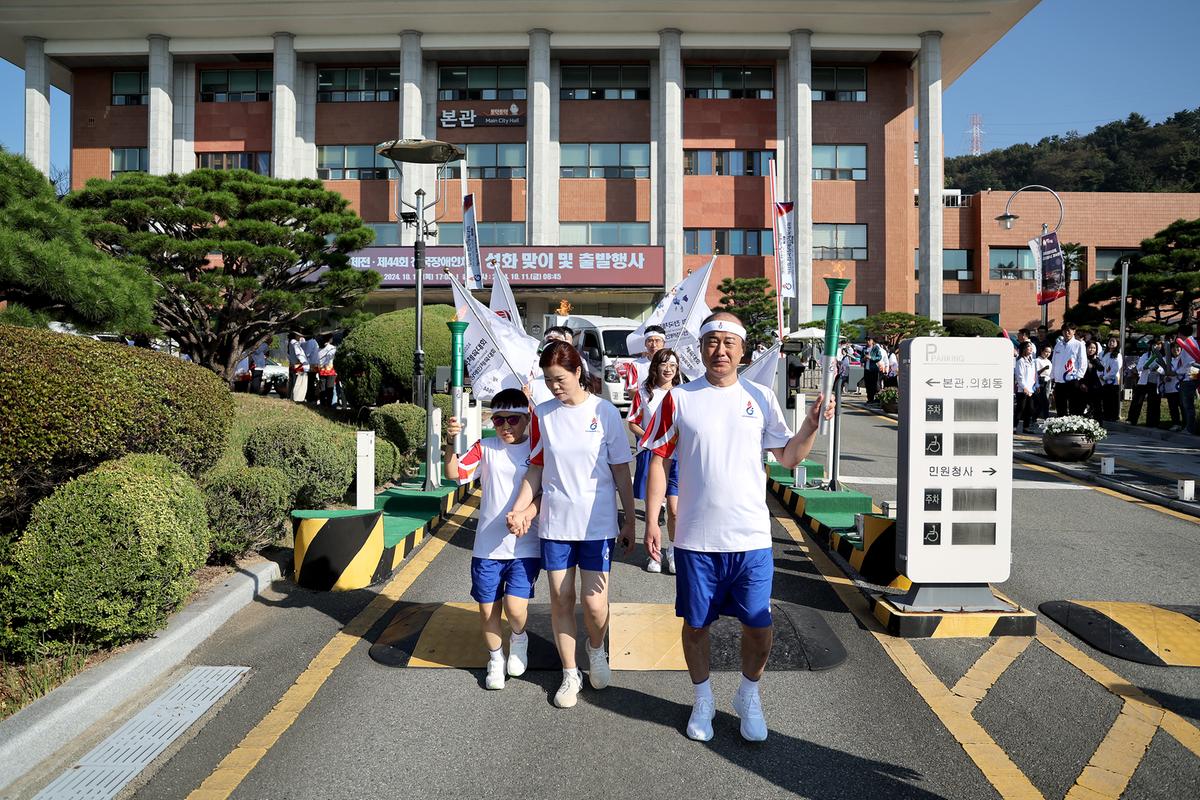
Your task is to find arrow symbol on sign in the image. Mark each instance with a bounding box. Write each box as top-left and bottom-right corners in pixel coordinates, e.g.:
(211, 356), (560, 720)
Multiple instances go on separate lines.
(925, 378), (937, 386)
(984, 468), (997, 475)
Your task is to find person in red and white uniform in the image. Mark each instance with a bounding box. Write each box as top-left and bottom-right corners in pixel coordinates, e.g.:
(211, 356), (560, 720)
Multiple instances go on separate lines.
(624, 325), (666, 399)
(507, 340), (635, 709)
(443, 388), (541, 691)
(627, 348), (683, 574)
(640, 311), (832, 743)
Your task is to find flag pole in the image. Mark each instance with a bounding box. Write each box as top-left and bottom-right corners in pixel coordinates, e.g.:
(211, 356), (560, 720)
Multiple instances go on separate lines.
(443, 268), (530, 385)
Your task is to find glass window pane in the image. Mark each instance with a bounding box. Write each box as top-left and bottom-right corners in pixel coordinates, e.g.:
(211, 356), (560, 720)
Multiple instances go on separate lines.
(945, 250), (969, 270)
(761, 230), (774, 256)
(496, 143), (525, 167)
(438, 223), (463, 245)
(729, 229), (744, 255)
(380, 68), (400, 91)
(813, 224), (835, 249)
(561, 143), (589, 167)
(838, 145), (866, 169)
(842, 225), (867, 248)
(199, 70), (226, 93)
(621, 65), (649, 87)
(590, 143), (619, 166)
(713, 66), (743, 89)
(257, 70), (273, 92)
(318, 69), (343, 91)
(318, 146), (343, 168)
(113, 72), (141, 94)
(468, 66), (497, 88)
(591, 65), (620, 86)
(620, 223), (649, 245)
(228, 69), (257, 92)
(728, 150), (746, 175)
(1017, 248), (1036, 269)
(560, 223), (588, 245)
(497, 65), (525, 89)
(684, 66), (712, 88)
(345, 145), (375, 168)
(744, 66), (773, 89)
(591, 223), (620, 245)
(440, 67), (468, 89)
(562, 66), (590, 88)
(621, 143), (649, 167)
(684, 229), (698, 254)
(812, 67), (836, 92)
(837, 68), (866, 91)
(493, 223), (525, 245)
(464, 143), (495, 167)
(813, 145), (836, 169)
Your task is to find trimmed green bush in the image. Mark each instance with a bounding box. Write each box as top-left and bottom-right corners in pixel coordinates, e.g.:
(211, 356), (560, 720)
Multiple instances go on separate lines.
(202, 466), (292, 562)
(243, 420), (354, 508)
(0, 325), (234, 534)
(369, 402), (427, 454)
(945, 317), (1002, 338)
(375, 438), (402, 487)
(1, 454), (209, 660)
(334, 305), (457, 406)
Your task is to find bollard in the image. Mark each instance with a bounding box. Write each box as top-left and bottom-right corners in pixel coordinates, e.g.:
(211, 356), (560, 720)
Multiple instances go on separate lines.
(880, 500), (898, 519)
(1178, 480), (1195, 502)
(855, 513), (864, 539)
(1100, 456), (1115, 475)
(794, 465), (808, 489)
(356, 430), (375, 509)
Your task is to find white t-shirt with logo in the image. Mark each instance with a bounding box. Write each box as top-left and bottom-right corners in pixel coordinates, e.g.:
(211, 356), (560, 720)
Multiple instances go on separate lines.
(456, 438), (540, 559)
(625, 357), (651, 391)
(641, 376), (793, 552)
(530, 394), (633, 541)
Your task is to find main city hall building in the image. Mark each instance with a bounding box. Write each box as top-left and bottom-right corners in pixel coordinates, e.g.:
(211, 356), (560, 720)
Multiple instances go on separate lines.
(7, 0), (1199, 333)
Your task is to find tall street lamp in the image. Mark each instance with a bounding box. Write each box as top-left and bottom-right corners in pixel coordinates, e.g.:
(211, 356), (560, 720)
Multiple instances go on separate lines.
(377, 138), (465, 490)
(995, 184), (1065, 330)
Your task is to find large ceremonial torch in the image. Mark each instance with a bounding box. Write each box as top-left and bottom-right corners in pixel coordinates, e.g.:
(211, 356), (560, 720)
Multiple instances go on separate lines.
(819, 275), (851, 436)
(447, 319), (469, 455)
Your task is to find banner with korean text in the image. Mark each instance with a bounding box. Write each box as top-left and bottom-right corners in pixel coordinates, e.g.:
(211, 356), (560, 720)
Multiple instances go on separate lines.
(1030, 231), (1066, 306)
(448, 273), (540, 401)
(462, 193), (484, 290)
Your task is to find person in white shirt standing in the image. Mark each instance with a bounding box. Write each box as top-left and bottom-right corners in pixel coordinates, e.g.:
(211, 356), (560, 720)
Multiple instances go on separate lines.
(1097, 337), (1122, 422)
(317, 335), (338, 406)
(287, 332), (309, 403)
(444, 389), (541, 691)
(1128, 340), (1166, 428)
(1051, 323), (1088, 416)
(302, 333), (321, 403)
(1014, 341), (1038, 433)
(1177, 320), (1200, 435)
(624, 325), (666, 401)
(640, 311), (833, 743)
(507, 340), (636, 709)
(627, 348), (683, 575)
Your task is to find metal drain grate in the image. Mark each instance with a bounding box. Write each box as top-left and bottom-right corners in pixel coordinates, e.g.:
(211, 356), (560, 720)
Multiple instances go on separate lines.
(35, 665), (249, 799)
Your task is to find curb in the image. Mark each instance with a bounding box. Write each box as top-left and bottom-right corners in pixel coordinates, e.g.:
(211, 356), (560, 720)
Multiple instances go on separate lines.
(1013, 449), (1200, 519)
(0, 558), (282, 794)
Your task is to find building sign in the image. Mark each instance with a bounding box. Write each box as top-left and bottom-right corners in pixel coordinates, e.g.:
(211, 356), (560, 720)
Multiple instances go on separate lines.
(348, 245), (665, 288)
(439, 104), (526, 128)
(896, 337), (1014, 584)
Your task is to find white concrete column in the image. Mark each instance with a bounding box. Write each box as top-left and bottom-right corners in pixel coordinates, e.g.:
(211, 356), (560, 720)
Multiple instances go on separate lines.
(23, 37), (51, 177)
(294, 62), (317, 179)
(171, 60), (196, 173)
(272, 32), (297, 179)
(546, 56), (561, 242)
(147, 35), (173, 174)
(526, 29), (554, 245)
(657, 29), (683, 287)
(421, 58), (437, 140)
(917, 31), (944, 322)
(787, 30), (813, 325)
(399, 30), (424, 245)
(648, 59), (660, 246)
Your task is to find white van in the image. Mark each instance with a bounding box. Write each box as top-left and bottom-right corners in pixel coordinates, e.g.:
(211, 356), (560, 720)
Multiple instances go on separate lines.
(563, 314), (638, 409)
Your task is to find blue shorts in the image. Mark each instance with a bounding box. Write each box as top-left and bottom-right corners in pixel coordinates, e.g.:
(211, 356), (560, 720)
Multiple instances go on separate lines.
(541, 539), (614, 573)
(675, 548), (774, 629)
(470, 557), (541, 603)
(633, 449), (679, 500)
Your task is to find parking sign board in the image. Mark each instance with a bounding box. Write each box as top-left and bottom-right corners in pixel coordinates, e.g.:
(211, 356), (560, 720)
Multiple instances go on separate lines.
(896, 338), (1013, 583)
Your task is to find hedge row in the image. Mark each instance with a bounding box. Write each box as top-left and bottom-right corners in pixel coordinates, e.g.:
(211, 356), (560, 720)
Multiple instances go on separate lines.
(334, 305), (456, 407)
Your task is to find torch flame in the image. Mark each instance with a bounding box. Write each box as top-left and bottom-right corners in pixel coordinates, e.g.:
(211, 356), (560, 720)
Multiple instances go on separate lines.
(824, 261), (847, 279)
(556, 299), (572, 316)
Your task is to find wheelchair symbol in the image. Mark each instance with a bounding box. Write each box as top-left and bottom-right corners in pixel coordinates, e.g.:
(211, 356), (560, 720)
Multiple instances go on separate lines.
(923, 523), (942, 545)
(924, 433), (943, 456)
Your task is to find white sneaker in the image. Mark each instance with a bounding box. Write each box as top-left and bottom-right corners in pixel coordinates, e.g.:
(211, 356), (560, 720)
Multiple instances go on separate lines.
(646, 557), (662, 573)
(664, 549), (676, 574)
(507, 634), (529, 677)
(485, 658), (505, 690)
(554, 670), (582, 708)
(686, 696), (715, 741)
(733, 689), (768, 741)
(586, 642), (611, 690)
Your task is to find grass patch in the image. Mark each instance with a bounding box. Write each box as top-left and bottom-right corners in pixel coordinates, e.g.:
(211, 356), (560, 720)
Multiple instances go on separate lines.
(213, 395), (358, 474)
(1, 642), (90, 721)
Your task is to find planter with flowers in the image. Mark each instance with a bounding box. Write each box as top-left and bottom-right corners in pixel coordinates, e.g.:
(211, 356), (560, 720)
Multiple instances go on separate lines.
(1041, 416), (1107, 461)
(876, 386), (899, 414)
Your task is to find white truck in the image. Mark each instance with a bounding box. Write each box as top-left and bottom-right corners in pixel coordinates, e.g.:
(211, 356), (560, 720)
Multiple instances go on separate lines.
(562, 314), (639, 409)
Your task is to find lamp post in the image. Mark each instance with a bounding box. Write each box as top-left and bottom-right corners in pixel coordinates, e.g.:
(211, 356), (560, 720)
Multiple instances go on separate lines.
(995, 184), (1065, 330)
(377, 138), (466, 491)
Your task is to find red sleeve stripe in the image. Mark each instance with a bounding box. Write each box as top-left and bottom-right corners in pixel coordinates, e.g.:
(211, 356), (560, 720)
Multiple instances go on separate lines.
(457, 441), (483, 480)
(528, 411), (544, 466)
(640, 390), (678, 457)
(628, 389), (644, 426)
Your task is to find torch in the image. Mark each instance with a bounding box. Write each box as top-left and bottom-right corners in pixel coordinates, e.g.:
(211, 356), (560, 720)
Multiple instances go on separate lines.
(819, 276), (851, 435)
(447, 319), (469, 454)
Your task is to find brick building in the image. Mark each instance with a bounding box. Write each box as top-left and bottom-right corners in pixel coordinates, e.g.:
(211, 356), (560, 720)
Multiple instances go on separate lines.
(7, 1), (1198, 334)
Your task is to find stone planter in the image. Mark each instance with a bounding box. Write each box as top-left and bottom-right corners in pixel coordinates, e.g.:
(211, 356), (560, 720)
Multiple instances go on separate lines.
(1042, 432), (1095, 461)
(881, 401), (899, 414)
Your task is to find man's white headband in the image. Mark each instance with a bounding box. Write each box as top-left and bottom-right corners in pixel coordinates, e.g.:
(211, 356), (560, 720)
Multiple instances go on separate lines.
(643, 331), (666, 343)
(491, 403), (530, 414)
(699, 320), (747, 341)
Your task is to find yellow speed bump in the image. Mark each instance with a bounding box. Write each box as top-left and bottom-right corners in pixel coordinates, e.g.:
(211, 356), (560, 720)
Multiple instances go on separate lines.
(1041, 601), (1200, 667)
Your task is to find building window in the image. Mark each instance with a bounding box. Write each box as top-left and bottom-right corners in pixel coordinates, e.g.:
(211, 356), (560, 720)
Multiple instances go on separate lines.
(111, 147), (148, 175)
(438, 222), (526, 246)
(812, 67), (866, 102)
(560, 65), (649, 100)
(199, 69), (272, 102)
(316, 145), (398, 180)
(445, 144), (526, 179)
(438, 66), (527, 101)
(111, 71), (148, 105)
(684, 65), (774, 99)
(197, 152), (271, 175)
(813, 224), (867, 260)
(989, 248), (1037, 280)
(813, 145), (867, 180)
(560, 143), (650, 178)
(684, 229), (775, 256)
(683, 149), (774, 176)
(561, 222), (650, 246)
(367, 223), (401, 246)
(317, 67), (400, 102)
(915, 249), (974, 279)
(1094, 249), (1138, 282)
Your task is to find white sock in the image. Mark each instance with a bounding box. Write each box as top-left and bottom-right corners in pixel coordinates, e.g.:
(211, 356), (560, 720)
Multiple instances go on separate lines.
(586, 639), (605, 654)
(693, 678), (713, 703)
(510, 629), (528, 643)
(738, 674), (759, 697)
(565, 667), (581, 681)
(488, 647), (504, 664)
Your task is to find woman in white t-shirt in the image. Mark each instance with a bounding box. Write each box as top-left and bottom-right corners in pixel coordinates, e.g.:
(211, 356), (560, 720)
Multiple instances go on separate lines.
(627, 348), (683, 575)
(507, 340), (635, 709)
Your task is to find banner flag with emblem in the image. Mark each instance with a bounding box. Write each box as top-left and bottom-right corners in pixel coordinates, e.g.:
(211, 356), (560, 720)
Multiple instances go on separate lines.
(489, 261), (524, 333)
(739, 342), (782, 390)
(661, 257), (716, 380)
(462, 193), (484, 290)
(448, 271), (539, 401)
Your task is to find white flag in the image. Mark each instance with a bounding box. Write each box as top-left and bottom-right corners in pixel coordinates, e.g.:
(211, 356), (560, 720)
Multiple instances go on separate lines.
(661, 257), (715, 380)
(449, 276), (539, 402)
(462, 193), (484, 290)
(739, 342), (782, 390)
(489, 263), (523, 334)
(625, 291), (674, 356)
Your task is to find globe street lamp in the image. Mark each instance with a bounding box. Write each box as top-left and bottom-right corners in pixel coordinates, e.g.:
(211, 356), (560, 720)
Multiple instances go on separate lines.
(377, 138), (465, 490)
(995, 184), (1065, 329)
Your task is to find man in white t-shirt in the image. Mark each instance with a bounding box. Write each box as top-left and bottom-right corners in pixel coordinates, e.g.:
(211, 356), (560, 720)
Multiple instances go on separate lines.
(641, 311), (832, 743)
(624, 325), (666, 399)
(1050, 323), (1087, 415)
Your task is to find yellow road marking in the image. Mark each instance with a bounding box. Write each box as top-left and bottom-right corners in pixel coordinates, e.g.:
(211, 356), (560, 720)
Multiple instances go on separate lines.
(951, 637), (1032, 703)
(609, 603), (686, 670)
(1018, 462), (1198, 522)
(770, 499), (1044, 800)
(187, 495), (479, 800)
(1066, 699), (1161, 800)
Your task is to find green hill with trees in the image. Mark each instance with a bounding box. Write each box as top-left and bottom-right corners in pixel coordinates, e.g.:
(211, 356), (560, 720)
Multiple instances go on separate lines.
(946, 109), (1200, 194)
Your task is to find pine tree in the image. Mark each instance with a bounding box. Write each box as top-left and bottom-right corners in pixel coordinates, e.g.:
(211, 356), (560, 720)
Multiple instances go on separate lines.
(716, 276), (778, 351)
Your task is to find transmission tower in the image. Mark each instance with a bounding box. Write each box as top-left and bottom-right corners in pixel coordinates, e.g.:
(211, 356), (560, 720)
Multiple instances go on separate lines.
(968, 113), (985, 156)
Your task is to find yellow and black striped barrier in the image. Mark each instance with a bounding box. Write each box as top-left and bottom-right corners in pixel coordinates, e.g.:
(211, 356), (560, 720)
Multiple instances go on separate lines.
(293, 510), (388, 592)
(830, 516), (912, 591)
(1041, 600), (1200, 667)
(870, 592), (1037, 638)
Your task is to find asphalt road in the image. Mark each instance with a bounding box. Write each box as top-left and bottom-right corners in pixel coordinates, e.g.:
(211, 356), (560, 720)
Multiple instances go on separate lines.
(13, 401), (1200, 800)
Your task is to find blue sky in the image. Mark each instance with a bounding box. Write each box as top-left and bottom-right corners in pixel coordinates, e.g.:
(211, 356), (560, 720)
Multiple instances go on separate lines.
(0, 0), (1196, 173)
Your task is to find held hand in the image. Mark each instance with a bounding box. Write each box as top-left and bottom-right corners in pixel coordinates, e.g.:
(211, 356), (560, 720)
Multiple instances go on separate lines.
(643, 521), (662, 563)
(805, 393), (836, 429)
(506, 508), (530, 537)
(446, 416), (463, 439)
(618, 517), (637, 555)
